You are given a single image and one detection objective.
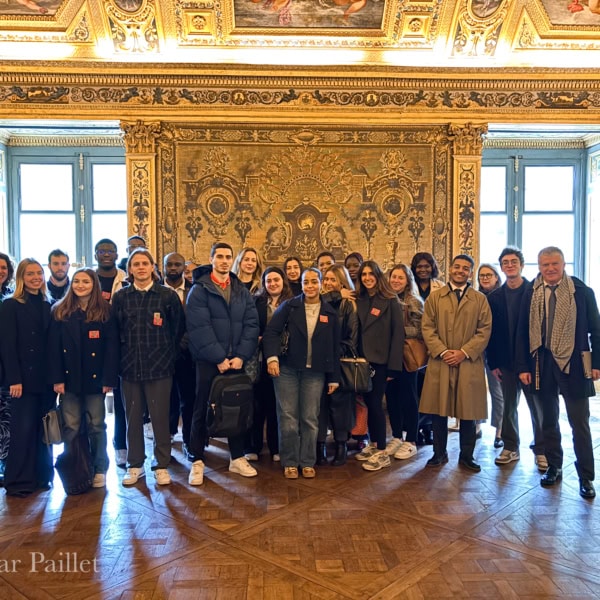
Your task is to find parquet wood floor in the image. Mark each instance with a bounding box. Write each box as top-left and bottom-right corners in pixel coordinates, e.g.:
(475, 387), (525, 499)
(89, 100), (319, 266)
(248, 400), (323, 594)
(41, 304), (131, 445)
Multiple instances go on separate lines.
(1, 397), (599, 599)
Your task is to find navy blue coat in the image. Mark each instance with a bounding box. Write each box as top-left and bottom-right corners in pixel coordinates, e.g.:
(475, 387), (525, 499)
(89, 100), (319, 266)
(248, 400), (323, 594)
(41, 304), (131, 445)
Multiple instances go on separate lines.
(262, 295), (341, 384)
(47, 307), (120, 394)
(0, 293), (52, 394)
(486, 279), (532, 372)
(516, 276), (600, 398)
(186, 266), (259, 365)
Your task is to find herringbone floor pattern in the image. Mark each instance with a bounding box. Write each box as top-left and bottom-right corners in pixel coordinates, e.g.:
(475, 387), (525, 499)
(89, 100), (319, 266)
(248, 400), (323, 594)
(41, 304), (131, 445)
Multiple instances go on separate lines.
(1, 397), (599, 599)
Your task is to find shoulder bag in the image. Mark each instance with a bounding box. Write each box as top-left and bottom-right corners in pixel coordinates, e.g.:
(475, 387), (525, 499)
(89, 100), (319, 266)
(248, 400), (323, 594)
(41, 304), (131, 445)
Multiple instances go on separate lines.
(42, 394), (63, 446)
(339, 346), (373, 394)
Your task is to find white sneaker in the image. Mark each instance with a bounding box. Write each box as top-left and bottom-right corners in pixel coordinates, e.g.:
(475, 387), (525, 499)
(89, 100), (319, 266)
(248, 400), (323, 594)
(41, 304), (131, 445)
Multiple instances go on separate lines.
(272, 454), (281, 462)
(115, 449), (127, 468)
(92, 473), (106, 488)
(143, 422), (154, 440)
(394, 443), (417, 460)
(155, 469), (171, 485)
(355, 443), (378, 461)
(245, 453), (259, 462)
(362, 451), (391, 471)
(384, 437), (403, 456)
(229, 457), (258, 477)
(122, 467), (145, 486)
(188, 460), (205, 486)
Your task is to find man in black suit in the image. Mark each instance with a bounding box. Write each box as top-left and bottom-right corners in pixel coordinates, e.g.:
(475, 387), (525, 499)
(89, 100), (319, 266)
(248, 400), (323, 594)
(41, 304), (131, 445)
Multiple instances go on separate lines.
(163, 252), (195, 457)
(517, 246), (600, 499)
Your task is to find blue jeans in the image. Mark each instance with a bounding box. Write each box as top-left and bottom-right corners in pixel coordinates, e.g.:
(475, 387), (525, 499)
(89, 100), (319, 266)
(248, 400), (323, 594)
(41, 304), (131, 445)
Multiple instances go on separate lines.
(61, 391), (109, 474)
(273, 365), (325, 468)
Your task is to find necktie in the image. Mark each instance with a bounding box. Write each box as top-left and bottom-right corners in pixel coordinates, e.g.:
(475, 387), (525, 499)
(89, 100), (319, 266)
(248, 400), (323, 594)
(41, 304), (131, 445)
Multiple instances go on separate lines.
(454, 288), (462, 303)
(546, 285), (557, 348)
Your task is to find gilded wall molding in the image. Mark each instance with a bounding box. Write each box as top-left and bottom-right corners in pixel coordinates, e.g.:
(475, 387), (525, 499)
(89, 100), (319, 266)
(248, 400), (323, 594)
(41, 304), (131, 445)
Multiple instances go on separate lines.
(448, 123), (486, 260)
(484, 138), (585, 150)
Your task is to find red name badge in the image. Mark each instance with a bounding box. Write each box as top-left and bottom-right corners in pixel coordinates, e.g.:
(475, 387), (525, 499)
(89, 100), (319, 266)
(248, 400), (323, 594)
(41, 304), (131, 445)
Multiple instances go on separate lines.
(153, 312), (163, 327)
(89, 330), (100, 339)
(370, 307), (381, 316)
(319, 315), (328, 323)
(102, 291), (111, 301)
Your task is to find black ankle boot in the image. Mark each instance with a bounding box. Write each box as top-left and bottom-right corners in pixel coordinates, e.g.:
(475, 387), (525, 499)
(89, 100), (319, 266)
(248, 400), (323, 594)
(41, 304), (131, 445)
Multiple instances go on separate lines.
(332, 442), (347, 466)
(316, 442), (328, 466)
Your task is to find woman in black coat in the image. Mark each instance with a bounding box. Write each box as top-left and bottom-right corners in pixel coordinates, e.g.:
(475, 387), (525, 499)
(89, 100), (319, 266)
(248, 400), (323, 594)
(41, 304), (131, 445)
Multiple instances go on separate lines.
(244, 266), (294, 462)
(317, 264), (359, 466)
(48, 268), (119, 489)
(0, 258), (54, 496)
(263, 268), (341, 479)
(355, 260), (405, 472)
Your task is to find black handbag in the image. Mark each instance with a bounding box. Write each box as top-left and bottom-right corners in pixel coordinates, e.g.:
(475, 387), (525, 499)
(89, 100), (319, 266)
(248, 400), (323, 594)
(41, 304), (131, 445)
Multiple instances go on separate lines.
(42, 395), (63, 445)
(339, 348), (372, 394)
(55, 424), (94, 495)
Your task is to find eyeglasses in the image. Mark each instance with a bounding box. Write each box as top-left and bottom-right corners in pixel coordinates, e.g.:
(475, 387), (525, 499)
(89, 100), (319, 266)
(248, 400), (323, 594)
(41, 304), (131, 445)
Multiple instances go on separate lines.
(479, 273), (495, 279)
(96, 249), (116, 255)
(501, 259), (520, 266)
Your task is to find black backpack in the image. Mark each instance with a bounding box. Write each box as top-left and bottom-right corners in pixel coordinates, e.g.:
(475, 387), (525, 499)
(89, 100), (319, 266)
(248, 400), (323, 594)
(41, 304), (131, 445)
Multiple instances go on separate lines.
(207, 372), (254, 438)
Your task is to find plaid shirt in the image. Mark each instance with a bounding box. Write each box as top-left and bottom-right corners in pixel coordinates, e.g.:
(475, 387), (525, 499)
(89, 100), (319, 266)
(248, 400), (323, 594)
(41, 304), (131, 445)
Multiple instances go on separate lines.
(112, 282), (185, 382)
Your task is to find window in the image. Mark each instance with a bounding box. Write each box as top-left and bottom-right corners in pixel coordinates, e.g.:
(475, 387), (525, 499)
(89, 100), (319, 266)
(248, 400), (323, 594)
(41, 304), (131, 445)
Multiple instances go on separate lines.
(480, 150), (585, 280)
(8, 148), (126, 270)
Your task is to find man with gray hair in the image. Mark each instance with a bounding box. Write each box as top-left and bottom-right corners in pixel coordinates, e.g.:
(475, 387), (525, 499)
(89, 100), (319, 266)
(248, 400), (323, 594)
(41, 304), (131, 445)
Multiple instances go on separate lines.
(517, 246), (600, 499)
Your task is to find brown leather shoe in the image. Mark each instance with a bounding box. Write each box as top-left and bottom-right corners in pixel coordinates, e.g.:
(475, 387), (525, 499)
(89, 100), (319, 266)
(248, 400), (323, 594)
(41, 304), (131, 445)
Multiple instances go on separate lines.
(302, 467), (316, 478)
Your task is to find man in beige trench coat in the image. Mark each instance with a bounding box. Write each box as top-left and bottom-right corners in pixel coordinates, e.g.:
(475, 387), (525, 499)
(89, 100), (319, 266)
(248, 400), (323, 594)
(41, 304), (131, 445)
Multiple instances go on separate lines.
(420, 254), (492, 472)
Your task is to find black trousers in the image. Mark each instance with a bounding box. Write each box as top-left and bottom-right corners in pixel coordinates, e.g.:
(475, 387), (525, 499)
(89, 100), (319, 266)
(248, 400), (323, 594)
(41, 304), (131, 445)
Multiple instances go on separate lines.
(539, 349), (594, 480)
(189, 361), (245, 461)
(170, 351), (196, 443)
(432, 414), (476, 460)
(386, 370), (419, 443)
(4, 390), (54, 496)
(245, 368), (279, 456)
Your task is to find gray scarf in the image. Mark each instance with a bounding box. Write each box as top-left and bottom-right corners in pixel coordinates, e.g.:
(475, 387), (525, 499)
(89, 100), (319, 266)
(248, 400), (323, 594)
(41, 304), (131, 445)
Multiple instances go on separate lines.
(529, 273), (576, 373)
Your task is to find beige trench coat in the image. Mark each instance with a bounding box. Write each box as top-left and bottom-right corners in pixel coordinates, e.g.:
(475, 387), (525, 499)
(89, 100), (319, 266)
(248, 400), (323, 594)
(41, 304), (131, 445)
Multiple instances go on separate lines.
(420, 285), (492, 419)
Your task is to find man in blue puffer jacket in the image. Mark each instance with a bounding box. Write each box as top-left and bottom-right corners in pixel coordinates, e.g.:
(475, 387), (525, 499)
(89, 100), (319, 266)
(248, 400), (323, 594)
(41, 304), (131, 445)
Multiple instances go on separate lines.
(186, 242), (259, 485)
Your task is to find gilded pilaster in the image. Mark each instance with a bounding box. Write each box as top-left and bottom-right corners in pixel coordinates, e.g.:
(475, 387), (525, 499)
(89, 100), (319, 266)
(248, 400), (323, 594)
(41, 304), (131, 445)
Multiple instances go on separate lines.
(448, 123), (487, 263)
(121, 120), (162, 257)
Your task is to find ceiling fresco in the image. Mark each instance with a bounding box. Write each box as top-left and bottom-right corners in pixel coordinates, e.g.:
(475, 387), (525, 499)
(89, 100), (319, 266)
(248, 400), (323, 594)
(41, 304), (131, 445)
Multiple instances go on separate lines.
(0, 0), (599, 66)
(233, 0), (386, 29)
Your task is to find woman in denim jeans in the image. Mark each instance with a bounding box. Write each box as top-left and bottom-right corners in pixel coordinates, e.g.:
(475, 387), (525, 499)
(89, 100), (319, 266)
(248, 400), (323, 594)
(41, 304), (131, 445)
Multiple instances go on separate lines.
(48, 268), (119, 489)
(263, 268), (341, 480)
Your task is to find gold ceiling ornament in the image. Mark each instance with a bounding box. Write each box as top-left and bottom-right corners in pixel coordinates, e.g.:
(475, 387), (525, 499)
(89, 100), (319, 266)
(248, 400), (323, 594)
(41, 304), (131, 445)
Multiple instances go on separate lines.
(104, 0), (159, 53)
(451, 0), (513, 57)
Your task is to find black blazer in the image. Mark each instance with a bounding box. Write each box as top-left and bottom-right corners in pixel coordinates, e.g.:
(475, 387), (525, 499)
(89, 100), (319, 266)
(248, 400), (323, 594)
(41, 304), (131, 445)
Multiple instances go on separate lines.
(48, 307), (120, 395)
(356, 293), (405, 373)
(0, 293), (52, 393)
(262, 295), (341, 383)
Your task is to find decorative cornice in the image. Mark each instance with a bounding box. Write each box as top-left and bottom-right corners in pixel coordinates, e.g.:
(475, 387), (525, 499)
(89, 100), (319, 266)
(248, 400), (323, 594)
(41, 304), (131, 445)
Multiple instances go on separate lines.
(6, 135), (123, 147)
(483, 138), (585, 150)
(0, 70), (599, 121)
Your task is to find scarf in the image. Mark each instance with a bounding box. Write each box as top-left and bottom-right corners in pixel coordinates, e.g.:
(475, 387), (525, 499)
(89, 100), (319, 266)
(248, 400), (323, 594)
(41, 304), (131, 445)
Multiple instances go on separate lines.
(529, 273), (576, 373)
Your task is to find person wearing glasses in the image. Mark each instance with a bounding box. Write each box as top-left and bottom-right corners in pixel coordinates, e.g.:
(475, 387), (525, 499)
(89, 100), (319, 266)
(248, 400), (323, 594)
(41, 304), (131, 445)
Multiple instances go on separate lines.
(476, 264), (504, 446)
(486, 247), (546, 472)
(94, 238), (129, 469)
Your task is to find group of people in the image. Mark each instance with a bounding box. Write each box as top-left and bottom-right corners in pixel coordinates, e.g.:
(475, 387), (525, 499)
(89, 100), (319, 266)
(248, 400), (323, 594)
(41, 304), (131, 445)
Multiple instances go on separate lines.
(0, 240), (597, 500)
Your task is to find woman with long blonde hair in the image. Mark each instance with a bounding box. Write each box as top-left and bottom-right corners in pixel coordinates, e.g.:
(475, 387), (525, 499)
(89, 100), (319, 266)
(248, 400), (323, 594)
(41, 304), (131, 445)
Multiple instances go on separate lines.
(0, 258), (53, 496)
(48, 268), (119, 489)
(233, 247), (264, 295)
